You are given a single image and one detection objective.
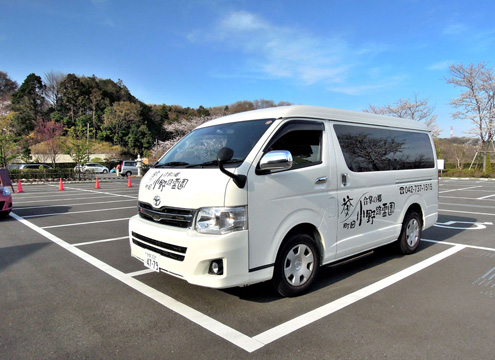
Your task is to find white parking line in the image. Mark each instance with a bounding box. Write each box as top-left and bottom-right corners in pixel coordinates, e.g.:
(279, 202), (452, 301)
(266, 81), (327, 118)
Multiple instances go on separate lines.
(10, 212), (265, 353)
(478, 193), (495, 200)
(439, 185), (482, 194)
(253, 244), (466, 346)
(10, 211), (470, 353)
(439, 209), (495, 217)
(54, 186), (138, 199)
(423, 239), (495, 251)
(439, 202), (495, 210)
(127, 268), (156, 277)
(23, 206), (136, 218)
(41, 218), (131, 229)
(73, 236), (129, 247)
(14, 194), (137, 205)
(16, 199), (137, 210)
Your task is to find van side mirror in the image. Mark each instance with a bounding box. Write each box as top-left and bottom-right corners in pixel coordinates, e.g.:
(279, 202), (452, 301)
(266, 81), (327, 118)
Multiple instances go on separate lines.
(259, 150), (293, 173)
(217, 147), (247, 189)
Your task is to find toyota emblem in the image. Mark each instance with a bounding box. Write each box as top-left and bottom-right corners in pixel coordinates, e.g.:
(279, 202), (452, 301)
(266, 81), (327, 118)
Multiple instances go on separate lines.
(153, 195), (161, 207)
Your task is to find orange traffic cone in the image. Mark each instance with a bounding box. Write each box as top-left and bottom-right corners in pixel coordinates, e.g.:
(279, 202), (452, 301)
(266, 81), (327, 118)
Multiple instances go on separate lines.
(58, 178), (64, 191)
(95, 177), (100, 189)
(17, 179), (24, 193)
(127, 176), (132, 188)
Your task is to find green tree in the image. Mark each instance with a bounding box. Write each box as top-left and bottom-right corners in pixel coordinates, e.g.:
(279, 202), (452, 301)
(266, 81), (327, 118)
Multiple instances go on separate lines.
(10, 73), (46, 136)
(64, 124), (91, 166)
(0, 71), (19, 115)
(485, 152), (493, 174)
(103, 101), (142, 146)
(126, 124), (154, 155)
(59, 74), (88, 127)
(0, 113), (17, 167)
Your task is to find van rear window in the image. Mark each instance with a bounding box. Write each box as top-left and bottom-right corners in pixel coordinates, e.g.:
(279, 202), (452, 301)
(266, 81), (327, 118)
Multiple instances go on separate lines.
(334, 124), (435, 172)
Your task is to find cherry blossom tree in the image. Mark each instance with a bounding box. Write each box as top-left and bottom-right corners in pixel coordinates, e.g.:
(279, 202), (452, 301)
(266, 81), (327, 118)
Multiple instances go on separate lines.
(364, 94), (440, 137)
(446, 62), (495, 149)
(151, 116), (217, 159)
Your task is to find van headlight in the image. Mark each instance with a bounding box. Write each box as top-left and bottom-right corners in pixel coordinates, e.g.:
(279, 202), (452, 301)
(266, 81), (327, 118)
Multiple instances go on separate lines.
(195, 206), (247, 235)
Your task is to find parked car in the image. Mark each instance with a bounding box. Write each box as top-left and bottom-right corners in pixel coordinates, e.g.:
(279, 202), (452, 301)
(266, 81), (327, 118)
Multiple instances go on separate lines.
(120, 160), (138, 176)
(82, 163), (109, 174)
(0, 185), (12, 218)
(18, 164), (52, 170)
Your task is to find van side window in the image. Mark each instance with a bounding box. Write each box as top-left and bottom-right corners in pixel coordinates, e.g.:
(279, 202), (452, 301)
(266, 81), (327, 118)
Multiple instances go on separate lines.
(266, 121), (323, 169)
(334, 124), (434, 172)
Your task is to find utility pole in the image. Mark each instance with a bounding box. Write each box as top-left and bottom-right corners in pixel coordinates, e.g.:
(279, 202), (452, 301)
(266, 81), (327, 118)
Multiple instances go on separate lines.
(87, 123), (90, 161)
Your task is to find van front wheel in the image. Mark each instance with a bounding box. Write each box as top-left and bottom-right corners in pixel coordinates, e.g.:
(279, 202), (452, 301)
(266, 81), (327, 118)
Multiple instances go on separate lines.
(273, 233), (320, 297)
(398, 211), (422, 254)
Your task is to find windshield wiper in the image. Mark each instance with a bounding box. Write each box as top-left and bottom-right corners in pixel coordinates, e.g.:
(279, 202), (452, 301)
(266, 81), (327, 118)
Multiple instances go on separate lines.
(154, 161), (190, 168)
(186, 159), (243, 168)
(186, 160), (218, 168)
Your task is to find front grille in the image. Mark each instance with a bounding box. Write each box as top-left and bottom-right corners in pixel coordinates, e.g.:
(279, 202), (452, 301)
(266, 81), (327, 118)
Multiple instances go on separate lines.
(132, 231), (186, 262)
(138, 202), (194, 228)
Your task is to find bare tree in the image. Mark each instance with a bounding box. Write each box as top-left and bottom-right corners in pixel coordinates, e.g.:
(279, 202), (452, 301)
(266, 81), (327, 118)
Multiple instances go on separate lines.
(364, 94), (440, 137)
(446, 62), (495, 149)
(33, 119), (66, 166)
(43, 71), (66, 107)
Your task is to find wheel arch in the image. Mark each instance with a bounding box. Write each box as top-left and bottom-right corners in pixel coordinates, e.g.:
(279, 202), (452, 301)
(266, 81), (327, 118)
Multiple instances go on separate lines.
(279, 223), (324, 264)
(402, 202), (424, 229)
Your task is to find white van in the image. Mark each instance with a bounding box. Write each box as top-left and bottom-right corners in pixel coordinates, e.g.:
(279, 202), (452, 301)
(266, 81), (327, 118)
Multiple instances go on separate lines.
(129, 106), (438, 296)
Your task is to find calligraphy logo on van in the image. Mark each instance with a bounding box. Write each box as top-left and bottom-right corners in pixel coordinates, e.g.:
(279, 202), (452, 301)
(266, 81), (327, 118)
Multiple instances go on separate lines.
(153, 195), (161, 207)
(341, 193), (395, 229)
(145, 171), (189, 192)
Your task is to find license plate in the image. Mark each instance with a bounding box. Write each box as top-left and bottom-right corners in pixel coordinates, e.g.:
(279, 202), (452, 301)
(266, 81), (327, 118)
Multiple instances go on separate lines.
(144, 251), (160, 272)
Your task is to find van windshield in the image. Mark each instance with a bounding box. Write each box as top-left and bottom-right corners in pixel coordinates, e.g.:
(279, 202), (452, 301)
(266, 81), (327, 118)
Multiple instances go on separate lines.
(155, 119), (274, 168)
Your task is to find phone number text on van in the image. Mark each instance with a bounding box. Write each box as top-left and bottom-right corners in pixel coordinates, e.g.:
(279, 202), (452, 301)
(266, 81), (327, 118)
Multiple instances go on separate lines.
(399, 183), (433, 195)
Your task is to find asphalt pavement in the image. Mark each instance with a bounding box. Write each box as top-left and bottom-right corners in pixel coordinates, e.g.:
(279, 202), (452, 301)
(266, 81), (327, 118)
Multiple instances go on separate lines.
(1, 177), (494, 359)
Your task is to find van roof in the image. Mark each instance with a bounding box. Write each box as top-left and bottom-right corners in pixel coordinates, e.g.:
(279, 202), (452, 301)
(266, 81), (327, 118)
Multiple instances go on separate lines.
(200, 105), (429, 132)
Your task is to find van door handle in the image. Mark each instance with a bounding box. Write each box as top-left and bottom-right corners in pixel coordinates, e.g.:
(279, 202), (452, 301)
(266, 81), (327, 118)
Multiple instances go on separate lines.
(315, 176), (328, 184)
(341, 173), (349, 187)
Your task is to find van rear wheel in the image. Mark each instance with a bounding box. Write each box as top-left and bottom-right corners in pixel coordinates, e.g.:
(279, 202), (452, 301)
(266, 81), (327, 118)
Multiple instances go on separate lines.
(273, 233), (320, 297)
(398, 211), (422, 254)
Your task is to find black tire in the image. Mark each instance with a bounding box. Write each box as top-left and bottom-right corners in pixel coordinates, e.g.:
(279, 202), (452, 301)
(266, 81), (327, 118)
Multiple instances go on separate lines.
(273, 233), (320, 297)
(103, 169), (108, 174)
(126, 171), (132, 177)
(398, 211), (422, 254)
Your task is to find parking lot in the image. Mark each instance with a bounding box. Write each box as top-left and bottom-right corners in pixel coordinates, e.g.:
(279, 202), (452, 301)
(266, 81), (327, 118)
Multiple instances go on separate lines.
(1, 177), (495, 359)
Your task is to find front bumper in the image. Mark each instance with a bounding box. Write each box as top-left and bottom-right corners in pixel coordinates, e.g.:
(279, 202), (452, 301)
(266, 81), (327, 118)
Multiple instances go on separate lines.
(129, 215), (250, 288)
(0, 195), (12, 215)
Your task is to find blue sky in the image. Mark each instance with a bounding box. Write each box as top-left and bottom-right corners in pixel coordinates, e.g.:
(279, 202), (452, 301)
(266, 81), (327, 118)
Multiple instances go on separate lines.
(1, 0), (494, 137)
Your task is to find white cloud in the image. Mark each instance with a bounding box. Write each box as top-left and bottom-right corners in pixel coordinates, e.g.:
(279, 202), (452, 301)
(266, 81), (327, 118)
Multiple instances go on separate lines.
(427, 61), (452, 71)
(219, 10), (269, 33)
(191, 10), (389, 89)
(328, 74), (406, 96)
(328, 84), (387, 96)
(442, 23), (468, 36)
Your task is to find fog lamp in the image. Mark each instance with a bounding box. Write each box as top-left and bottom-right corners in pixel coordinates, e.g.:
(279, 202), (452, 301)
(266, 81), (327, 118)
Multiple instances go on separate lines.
(208, 259), (224, 275)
